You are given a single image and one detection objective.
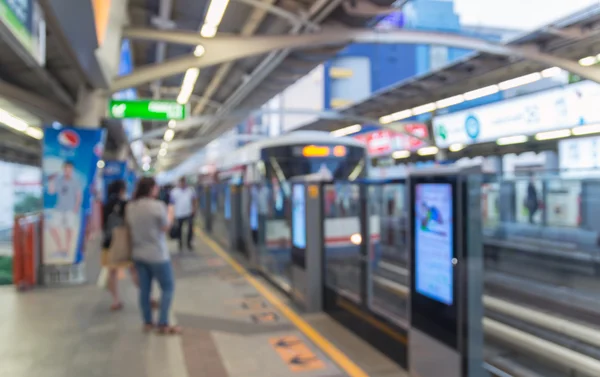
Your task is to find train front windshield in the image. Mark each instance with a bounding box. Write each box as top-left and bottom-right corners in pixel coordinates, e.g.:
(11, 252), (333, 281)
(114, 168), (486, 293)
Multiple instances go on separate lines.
(260, 143), (367, 181)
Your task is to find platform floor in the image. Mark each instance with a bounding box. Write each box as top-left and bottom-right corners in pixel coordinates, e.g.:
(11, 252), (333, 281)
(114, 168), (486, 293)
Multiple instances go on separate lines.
(0, 230), (406, 377)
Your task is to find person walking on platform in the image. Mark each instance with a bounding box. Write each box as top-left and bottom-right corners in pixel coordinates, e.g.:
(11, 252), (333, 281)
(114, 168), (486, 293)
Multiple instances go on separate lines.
(127, 177), (182, 335)
(526, 174), (539, 225)
(102, 180), (144, 311)
(170, 177), (197, 252)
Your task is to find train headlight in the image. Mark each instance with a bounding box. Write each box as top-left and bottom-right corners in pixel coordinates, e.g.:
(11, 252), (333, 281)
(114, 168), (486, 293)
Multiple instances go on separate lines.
(350, 233), (362, 245)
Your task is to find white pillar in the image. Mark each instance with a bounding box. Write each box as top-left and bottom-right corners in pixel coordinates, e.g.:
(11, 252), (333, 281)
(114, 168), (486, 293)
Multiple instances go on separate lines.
(73, 87), (107, 128)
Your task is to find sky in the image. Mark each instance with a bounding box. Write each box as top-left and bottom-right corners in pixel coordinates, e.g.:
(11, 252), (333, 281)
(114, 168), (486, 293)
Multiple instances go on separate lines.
(453, 0), (599, 30)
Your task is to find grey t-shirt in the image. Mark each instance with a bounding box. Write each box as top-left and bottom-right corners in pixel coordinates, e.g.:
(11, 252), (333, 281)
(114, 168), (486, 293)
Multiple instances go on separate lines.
(126, 198), (170, 263)
(55, 175), (81, 212)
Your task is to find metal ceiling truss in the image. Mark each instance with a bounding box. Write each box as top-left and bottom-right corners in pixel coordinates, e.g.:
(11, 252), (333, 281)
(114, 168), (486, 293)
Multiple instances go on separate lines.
(116, 27), (600, 94)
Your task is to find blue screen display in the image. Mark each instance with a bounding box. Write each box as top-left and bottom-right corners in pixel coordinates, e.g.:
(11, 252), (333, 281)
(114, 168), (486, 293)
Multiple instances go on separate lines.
(292, 184), (306, 249)
(224, 186), (231, 219)
(414, 183), (454, 305)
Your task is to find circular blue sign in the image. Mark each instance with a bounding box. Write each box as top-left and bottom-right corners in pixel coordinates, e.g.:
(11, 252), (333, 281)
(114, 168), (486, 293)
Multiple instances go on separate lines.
(465, 115), (480, 140)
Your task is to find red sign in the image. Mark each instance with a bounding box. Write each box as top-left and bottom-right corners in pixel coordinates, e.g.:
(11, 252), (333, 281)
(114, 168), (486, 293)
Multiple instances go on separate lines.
(354, 124), (428, 155)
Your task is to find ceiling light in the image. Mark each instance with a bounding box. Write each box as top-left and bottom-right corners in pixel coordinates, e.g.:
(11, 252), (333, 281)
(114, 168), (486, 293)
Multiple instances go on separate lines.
(159, 148), (167, 157)
(161, 142), (168, 149)
(0, 109), (28, 132)
(168, 120), (177, 128)
(541, 67), (562, 78)
(97, 160), (105, 169)
(380, 109), (412, 124)
(142, 163), (150, 171)
(449, 143), (465, 152)
(25, 127), (43, 140)
(498, 72), (541, 90)
(579, 56), (597, 66)
(535, 129), (571, 141)
(392, 150), (410, 159)
(436, 95), (464, 109)
(464, 85), (499, 101)
(164, 129), (175, 141)
(194, 45), (206, 57)
(201, 0), (230, 38)
(417, 146), (439, 156)
(496, 135), (528, 145)
(177, 68), (200, 104)
(572, 124), (600, 136)
(412, 102), (436, 115)
(330, 124), (361, 137)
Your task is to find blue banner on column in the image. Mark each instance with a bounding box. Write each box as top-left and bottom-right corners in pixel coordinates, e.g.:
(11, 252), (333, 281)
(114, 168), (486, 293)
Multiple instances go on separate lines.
(103, 161), (127, 202)
(126, 168), (138, 199)
(43, 127), (105, 265)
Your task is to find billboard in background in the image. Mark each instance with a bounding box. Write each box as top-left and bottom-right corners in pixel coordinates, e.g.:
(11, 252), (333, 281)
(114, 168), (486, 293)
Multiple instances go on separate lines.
(43, 127), (105, 265)
(0, 0), (45, 65)
(433, 80), (600, 148)
(354, 123), (429, 155)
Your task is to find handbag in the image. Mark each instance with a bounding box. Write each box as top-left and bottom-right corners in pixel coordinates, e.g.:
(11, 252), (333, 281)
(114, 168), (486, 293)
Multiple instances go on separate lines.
(169, 222), (181, 240)
(109, 225), (132, 264)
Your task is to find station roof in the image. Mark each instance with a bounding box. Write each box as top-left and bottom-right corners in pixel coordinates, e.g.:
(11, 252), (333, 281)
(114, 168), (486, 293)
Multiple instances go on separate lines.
(128, 0), (397, 168)
(297, 4), (600, 134)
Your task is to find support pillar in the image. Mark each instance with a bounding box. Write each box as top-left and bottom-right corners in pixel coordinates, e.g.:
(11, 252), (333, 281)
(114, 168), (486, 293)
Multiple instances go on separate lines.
(74, 88), (107, 128)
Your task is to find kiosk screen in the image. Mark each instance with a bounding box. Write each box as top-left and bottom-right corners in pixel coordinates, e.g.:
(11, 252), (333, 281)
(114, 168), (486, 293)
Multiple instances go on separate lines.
(414, 183), (454, 305)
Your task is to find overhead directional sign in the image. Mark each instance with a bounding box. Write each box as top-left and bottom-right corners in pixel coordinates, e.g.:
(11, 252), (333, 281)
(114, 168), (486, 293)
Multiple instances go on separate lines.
(108, 99), (187, 121)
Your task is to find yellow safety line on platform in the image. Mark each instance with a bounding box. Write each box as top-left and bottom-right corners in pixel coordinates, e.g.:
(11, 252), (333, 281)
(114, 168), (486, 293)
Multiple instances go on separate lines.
(196, 229), (369, 377)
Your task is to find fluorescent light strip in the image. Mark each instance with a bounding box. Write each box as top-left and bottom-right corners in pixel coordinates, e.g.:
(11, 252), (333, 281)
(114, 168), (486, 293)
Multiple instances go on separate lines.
(330, 124), (361, 137)
(177, 68), (200, 105)
(164, 129), (175, 141)
(412, 102), (436, 115)
(498, 72), (541, 90)
(497, 135), (528, 145)
(168, 120), (177, 128)
(535, 129), (571, 141)
(25, 127), (43, 140)
(579, 56), (597, 66)
(201, 0), (230, 38)
(464, 85), (499, 101)
(159, 148), (167, 157)
(392, 150), (410, 159)
(449, 143), (465, 152)
(541, 67), (562, 78)
(436, 95), (464, 109)
(572, 123), (600, 136)
(417, 146), (439, 156)
(0, 109), (28, 131)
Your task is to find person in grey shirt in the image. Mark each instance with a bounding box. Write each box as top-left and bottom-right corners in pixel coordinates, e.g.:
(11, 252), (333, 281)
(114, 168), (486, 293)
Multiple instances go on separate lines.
(126, 177), (181, 334)
(48, 160), (81, 257)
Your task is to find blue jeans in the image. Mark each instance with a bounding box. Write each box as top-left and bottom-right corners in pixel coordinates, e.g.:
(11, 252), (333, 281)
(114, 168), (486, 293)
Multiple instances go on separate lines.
(134, 260), (174, 326)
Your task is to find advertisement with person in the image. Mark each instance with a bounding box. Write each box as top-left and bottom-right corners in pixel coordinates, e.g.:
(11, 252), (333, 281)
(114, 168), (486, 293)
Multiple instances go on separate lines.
(43, 127), (105, 265)
(103, 161), (127, 201)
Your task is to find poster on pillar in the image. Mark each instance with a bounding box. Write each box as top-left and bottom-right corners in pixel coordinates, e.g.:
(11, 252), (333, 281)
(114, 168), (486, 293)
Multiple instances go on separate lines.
(103, 161), (127, 202)
(43, 127), (106, 265)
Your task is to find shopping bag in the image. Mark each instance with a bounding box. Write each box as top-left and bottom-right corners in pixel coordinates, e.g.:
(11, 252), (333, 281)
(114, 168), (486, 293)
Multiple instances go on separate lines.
(109, 226), (132, 264)
(97, 267), (109, 289)
(169, 223), (181, 240)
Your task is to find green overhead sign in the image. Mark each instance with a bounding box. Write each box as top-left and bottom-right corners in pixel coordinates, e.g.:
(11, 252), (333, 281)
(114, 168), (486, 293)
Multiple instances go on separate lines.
(108, 99), (187, 121)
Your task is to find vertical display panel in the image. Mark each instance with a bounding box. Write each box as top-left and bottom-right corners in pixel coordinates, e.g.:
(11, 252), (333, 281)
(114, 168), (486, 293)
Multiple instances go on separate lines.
(414, 183), (454, 305)
(410, 176), (459, 350)
(291, 184), (307, 267)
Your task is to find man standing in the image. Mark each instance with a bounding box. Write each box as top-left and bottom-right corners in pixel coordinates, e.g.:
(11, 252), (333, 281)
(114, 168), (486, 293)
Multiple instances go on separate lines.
(170, 177), (197, 251)
(48, 160), (82, 260)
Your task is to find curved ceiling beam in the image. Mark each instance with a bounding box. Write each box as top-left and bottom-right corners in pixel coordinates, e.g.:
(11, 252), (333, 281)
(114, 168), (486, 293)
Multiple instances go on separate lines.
(232, 0), (320, 31)
(114, 27), (600, 93)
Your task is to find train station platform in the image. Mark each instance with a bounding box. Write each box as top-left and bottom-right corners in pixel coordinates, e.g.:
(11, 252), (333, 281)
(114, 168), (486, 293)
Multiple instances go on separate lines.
(0, 230), (405, 377)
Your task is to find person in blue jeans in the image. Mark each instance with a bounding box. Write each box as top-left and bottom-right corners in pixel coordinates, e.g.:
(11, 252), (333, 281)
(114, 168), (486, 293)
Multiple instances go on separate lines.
(126, 177), (182, 335)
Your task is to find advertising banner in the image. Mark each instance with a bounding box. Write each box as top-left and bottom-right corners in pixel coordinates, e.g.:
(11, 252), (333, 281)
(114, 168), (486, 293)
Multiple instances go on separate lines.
(433, 80), (600, 148)
(103, 160), (127, 201)
(354, 123), (429, 155)
(43, 127), (105, 266)
(0, 0), (45, 65)
(126, 168), (137, 199)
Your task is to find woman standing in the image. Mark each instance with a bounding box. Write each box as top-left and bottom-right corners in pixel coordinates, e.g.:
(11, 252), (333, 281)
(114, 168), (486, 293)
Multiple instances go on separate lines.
(126, 177), (182, 334)
(102, 180), (139, 311)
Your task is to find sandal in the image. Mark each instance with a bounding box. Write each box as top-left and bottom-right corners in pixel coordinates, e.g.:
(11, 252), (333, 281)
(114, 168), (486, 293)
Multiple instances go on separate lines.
(110, 302), (124, 311)
(143, 323), (155, 333)
(156, 325), (183, 335)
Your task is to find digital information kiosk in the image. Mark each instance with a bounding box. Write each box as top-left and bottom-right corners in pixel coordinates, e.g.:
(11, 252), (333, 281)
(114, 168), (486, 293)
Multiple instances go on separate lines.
(290, 182), (324, 313)
(408, 166), (484, 377)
